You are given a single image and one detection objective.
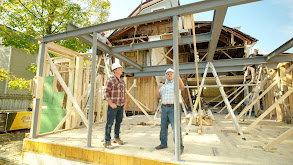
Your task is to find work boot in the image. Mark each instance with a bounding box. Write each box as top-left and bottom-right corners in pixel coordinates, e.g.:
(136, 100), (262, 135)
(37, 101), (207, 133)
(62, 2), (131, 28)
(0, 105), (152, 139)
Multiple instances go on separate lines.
(155, 145), (167, 150)
(104, 141), (114, 149)
(114, 138), (124, 145)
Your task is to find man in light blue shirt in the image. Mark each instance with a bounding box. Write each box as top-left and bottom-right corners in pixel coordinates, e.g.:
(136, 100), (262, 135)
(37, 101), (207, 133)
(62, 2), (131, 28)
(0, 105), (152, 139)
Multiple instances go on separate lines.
(155, 68), (184, 154)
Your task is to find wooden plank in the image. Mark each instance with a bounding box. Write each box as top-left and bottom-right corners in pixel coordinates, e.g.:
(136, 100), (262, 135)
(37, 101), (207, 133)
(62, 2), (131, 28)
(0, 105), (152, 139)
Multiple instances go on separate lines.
(200, 52), (208, 62)
(47, 54), (89, 128)
(48, 50), (75, 60)
(47, 42), (78, 57)
(42, 47), (48, 77)
(157, 47), (173, 65)
(289, 63), (293, 115)
(35, 77), (44, 99)
(269, 69), (277, 119)
(186, 85), (194, 110)
(264, 126), (293, 151)
(191, 14), (203, 132)
(65, 58), (75, 129)
(183, 14), (193, 30)
(206, 88), (234, 103)
(96, 75), (103, 122)
(213, 86), (242, 109)
(126, 90), (156, 125)
(72, 55), (84, 127)
(221, 50), (233, 59)
(34, 76), (44, 135)
(245, 87), (293, 132)
(218, 86), (245, 113)
(225, 76), (269, 119)
(237, 80), (278, 120)
(284, 64), (290, 118)
(225, 92), (252, 119)
(276, 67), (283, 121)
(36, 45), (49, 135)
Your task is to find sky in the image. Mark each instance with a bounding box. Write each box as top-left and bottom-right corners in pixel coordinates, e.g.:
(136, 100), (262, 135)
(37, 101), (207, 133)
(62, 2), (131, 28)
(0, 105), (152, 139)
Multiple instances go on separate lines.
(108, 0), (293, 54)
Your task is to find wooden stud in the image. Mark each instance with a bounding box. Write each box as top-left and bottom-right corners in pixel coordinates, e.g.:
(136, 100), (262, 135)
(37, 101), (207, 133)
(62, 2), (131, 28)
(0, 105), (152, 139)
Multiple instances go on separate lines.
(213, 86), (242, 110)
(245, 87), (293, 132)
(126, 90), (156, 125)
(218, 86), (245, 113)
(200, 52), (208, 62)
(156, 47), (173, 65)
(221, 50), (233, 59)
(65, 58), (75, 129)
(206, 88), (234, 103)
(72, 55), (84, 127)
(237, 80), (278, 120)
(47, 54), (89, 128)
(264, 126), (293, 151)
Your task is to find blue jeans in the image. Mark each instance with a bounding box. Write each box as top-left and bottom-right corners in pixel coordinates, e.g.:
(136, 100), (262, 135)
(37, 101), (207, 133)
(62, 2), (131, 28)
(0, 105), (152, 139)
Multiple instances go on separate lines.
(105, 105), (124, 142)
(160, 105), (184, 150)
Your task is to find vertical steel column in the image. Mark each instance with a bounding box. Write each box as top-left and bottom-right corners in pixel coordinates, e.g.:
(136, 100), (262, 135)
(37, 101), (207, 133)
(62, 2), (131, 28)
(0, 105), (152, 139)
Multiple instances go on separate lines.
(31, 42), (46, 138)
(87, 31), (98, 147)
(172, 15), (181, 161)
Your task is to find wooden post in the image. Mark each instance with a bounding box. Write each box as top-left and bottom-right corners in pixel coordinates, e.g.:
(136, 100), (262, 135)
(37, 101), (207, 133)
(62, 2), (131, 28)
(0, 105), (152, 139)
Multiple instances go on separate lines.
(288, 63), (293, 116)
(284, 64), (290, 119)
(96, 74), (103, 122)
(84, 60), (90, 111)
(35, 45), (49, 135)
(276, 68), (283, 121)
(269, 69), (276, 119)
(64, 58), (75, 128)
(72, 55), (84, 128)
(190, 14), (203, 133)
(186, 85), (194, 110)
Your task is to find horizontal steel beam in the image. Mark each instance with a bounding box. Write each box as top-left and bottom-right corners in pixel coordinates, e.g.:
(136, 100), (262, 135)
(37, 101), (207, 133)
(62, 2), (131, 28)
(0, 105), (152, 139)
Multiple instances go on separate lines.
(125, 54), (293, 77)
(111, 33), (211, 53)
(266, 37), (293, 61)
(68, 24), (143, 70)
(132, 66), (244, 77)
(43, 0), (260, 42)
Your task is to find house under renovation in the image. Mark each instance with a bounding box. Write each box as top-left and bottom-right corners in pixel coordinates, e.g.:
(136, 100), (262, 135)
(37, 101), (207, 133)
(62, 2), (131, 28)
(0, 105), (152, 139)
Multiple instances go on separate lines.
(21, 0), (293, 164)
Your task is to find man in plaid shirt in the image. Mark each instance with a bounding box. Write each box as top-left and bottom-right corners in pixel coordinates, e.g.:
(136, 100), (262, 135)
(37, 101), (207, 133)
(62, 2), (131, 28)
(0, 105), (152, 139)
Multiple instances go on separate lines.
(103, 63), (127, 149)
(155, 68), (184, 154)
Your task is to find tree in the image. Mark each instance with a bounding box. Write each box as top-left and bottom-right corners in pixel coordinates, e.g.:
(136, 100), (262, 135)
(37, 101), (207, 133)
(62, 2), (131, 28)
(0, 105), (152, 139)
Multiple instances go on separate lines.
(0, 69), (30, 90)
(0, 0), (110, 54)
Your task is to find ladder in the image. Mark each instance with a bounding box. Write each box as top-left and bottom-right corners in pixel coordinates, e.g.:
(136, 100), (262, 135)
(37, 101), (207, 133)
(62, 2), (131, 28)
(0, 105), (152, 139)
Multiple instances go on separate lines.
(243, 64), (263, 121)
(185, 62), (246, 140)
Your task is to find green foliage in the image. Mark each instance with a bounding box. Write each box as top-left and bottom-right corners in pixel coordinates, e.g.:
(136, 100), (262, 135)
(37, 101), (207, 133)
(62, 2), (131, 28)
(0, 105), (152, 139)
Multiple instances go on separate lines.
(0, 69), (30, 90)
(0, 0), (110, 53)
(27, 63), (37, 74)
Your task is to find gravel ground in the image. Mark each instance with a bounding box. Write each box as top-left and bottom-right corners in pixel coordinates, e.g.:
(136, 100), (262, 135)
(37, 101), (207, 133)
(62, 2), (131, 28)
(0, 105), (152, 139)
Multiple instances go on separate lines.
(0, 130), (29, 165)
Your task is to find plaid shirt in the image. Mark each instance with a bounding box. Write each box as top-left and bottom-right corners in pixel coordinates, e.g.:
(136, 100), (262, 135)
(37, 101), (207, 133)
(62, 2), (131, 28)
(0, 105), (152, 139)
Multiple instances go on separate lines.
(104, 76), (126, 106)
(159, 80), (182, 104)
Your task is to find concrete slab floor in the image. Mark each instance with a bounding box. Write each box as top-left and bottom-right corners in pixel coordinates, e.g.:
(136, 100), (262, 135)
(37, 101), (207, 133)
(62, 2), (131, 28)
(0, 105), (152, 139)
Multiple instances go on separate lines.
(28, 113), (293, 165)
